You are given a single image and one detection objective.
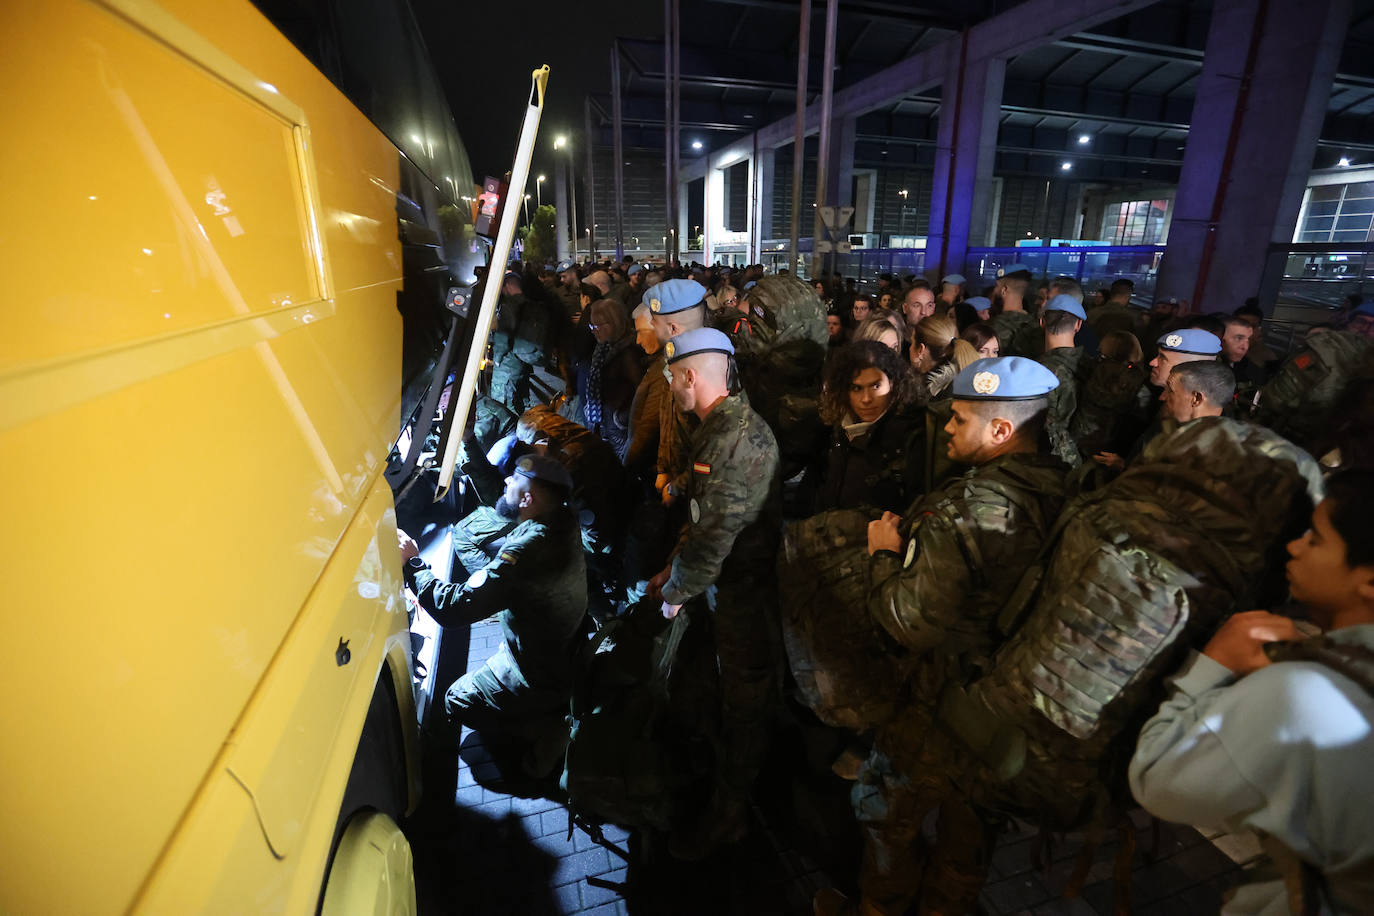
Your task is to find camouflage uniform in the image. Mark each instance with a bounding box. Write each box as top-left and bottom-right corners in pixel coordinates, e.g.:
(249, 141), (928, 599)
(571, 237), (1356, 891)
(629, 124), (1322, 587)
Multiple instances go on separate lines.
(989, 310), (1039, 358)
(1085, 301), (1142, 345)
(405, 505), (587, 735)
(660, 394), (783, 813)
(1038, 346), (1088, 468)
(450, 505), (518, 580)
(1254, 330), (1374, 450)
(490, 292), (552, 414)
(855, 452), (1068, 916)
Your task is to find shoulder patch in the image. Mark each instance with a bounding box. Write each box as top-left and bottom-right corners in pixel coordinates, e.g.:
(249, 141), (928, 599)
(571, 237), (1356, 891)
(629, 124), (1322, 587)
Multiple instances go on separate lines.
(693, 461), (711, 474)
(498, 550), (519, 564)
(1294, 353), (1314, 370)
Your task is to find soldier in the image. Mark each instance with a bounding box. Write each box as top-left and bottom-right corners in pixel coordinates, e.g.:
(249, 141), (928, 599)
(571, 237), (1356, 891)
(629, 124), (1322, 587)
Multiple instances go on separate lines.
(988, 264), (1039, 357)
(490, 271), (551, 415)
(1092, 329), (1223, 471)
(937, 273), (966, 310)
(819, 357), (1069, 916)
(646, 327), (783, 860)
(1254, 319), (1374, 452)
(554, 259), (581, 317)
(398, 455), (586, 770)
(647, 278), (713, 501)
(1085, 277), (1142, 344)
(1148, 327), (1222, 388)
(1036, 293), (1089, 467)
(1161, 360), (1234, 424)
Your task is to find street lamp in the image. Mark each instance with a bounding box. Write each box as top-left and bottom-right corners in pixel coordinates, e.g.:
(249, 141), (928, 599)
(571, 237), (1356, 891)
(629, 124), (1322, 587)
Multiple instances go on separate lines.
(536, 174), (545, 208)
(522, 193), (531, 224)
(554, 135), (567, 150)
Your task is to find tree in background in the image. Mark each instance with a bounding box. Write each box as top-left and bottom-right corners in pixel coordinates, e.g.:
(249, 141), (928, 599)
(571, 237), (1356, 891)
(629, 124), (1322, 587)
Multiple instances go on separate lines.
(518, 204), (557, 265)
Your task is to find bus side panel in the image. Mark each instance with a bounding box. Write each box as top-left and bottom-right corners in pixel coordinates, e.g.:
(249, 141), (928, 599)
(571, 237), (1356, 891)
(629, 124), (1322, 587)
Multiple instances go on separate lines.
(0, 1), (409, 912)
(135, 477), (412, 915)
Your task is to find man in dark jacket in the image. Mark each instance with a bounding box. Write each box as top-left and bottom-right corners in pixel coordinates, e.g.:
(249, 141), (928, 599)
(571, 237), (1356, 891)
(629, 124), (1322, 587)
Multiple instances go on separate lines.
(399, 455), (587, 746)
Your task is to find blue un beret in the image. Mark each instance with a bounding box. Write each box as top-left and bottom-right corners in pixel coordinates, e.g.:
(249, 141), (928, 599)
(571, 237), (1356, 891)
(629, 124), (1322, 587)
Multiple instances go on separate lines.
(1043, 293), (1087, 322)
(1352, 301), (1374, 318)
(513, 454), (573, 491)
(557, 260), (575, 273)
(664, 327), (735, 364)
(941, 274), (966, 285)
(1156, 328), (1222, 355)
(952, 356), (1059, 401)
(647, 278), (709, 315)
(628, 263), (643, 276)
(965, 296), (992, 312)
(997, 263), (1032, 278)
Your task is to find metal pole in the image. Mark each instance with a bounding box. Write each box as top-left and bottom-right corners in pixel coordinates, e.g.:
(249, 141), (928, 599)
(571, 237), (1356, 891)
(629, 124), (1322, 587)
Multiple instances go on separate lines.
(584, 97), (597, 260)
(788, 0), (811, 276)
(665, 0), (675, 264)
(811, 0), (838, 280)
(569, 152), (580, 263)
(611, 42), (626, 261)
(672, 0), (681, 264)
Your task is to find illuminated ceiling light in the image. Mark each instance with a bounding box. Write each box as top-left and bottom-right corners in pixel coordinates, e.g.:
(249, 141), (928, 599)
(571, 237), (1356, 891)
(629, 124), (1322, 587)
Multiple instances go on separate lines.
(1060, 161), (1073, 170)
(1078, 134), (1091, 144)
(691, 140), (703, 150)
(1339, 157), (1351, 167)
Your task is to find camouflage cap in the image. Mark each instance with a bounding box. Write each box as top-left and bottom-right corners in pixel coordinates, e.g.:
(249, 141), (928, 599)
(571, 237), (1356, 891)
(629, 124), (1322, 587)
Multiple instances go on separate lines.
(648, 278), (709, 315)
(664, 327), (735, 364)
(1157, 328), (1222, 355)
(952, 356), (1059, 400)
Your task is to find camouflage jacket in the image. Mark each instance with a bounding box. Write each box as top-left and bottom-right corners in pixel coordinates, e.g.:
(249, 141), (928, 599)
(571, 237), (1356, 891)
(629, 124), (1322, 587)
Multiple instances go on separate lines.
(1254, 331), (1374, 448)
(1038, 346), (1088, 468)
(661, 395), (782, 606)
(491, 292), (552, 368)
(1085, 301), (1142, 344)
(407, 507), (587, 689)
(990, 310), (1039, 358)
(868, 451), (1067, 697)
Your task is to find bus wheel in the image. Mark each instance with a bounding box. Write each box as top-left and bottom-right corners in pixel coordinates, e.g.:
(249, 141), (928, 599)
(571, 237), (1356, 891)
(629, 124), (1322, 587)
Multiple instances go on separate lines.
(319, 811), (416, 916)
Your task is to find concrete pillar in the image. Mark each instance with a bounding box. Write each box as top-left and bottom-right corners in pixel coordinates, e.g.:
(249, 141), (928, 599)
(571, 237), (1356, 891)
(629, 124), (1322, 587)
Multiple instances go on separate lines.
(1155, 0), (1349, 311)
(678, 179), (691, 256)
(554, 162), (570, 262)
(825, 115), (857, 211)
(755, 148), (775, 244)
(705, 166), (726, 265)
(745, 154), (757, 264)
(926, 51), (1006, 280)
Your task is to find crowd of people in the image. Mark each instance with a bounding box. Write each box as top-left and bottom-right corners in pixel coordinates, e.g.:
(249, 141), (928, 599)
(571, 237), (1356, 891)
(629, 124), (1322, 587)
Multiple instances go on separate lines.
(396, 253), (1374, 915)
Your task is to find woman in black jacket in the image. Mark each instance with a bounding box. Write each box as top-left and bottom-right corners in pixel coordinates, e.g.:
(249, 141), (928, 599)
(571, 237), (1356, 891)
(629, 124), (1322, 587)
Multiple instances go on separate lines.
(806, 340), (927, 515)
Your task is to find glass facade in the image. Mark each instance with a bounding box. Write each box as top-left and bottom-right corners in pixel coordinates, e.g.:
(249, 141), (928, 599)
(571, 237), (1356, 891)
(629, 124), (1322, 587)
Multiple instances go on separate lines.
(1101, 199), (1170, 246)
(1297, 181), (1374, 243)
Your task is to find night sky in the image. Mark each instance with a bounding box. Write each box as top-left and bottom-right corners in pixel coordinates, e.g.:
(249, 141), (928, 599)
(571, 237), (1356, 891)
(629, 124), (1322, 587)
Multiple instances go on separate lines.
(411, 0), (662, 187)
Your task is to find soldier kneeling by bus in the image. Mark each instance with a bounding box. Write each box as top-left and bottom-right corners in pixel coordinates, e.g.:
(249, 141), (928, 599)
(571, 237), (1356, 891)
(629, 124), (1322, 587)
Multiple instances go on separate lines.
(398, 455), (587, 774)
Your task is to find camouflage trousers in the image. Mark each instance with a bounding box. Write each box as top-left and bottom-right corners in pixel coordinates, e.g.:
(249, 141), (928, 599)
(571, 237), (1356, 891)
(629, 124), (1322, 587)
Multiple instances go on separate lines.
(852, 707), (998, 916)
(491, 356), (537, 415)
(699, 572), (782, 799)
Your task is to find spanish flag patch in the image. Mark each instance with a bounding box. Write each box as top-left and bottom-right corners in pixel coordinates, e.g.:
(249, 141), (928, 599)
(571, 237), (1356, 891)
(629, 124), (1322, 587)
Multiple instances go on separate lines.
(693, 461), (711, 475)
(498, 551), (518, 564)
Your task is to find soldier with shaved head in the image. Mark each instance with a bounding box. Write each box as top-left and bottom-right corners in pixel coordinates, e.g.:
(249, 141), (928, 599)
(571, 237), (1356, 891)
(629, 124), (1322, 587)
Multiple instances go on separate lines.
(646, 327), (783, 860)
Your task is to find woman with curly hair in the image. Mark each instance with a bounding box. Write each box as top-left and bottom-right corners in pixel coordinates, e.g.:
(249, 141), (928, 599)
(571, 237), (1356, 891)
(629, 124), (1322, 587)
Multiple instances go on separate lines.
(805, 340), (927, 514)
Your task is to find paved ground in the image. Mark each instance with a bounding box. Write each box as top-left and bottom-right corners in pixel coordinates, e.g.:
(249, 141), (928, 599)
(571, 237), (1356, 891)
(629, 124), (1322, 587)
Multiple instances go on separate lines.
(405, 617), (1258, 915)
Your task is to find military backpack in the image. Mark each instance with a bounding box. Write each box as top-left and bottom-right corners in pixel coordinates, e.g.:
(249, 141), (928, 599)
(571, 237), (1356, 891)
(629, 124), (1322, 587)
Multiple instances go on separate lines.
(936, 418), (1324, 829)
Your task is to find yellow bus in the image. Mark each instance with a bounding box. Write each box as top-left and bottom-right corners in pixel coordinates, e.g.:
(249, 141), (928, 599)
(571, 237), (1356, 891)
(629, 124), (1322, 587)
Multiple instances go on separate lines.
(1, 0), (483, 910)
